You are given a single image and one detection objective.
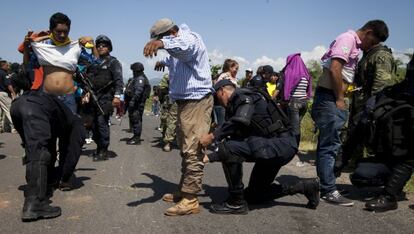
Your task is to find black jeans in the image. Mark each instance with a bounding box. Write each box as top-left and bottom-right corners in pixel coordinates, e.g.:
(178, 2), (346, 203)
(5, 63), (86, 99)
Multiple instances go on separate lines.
(286, 98), (308, 144)
(11, 91), (82, 202)
(352, 159), (414, 196)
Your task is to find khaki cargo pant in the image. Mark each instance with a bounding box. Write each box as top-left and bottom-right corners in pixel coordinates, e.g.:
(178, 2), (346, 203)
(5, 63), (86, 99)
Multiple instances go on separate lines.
(176, 95), (213, 194)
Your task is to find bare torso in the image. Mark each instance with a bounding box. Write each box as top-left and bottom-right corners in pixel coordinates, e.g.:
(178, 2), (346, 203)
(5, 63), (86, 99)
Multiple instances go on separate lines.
(42, 66), (75, 95)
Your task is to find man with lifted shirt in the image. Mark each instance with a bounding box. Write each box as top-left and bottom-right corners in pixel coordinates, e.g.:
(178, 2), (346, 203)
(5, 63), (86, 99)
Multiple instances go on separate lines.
(11, 12), (94, 222)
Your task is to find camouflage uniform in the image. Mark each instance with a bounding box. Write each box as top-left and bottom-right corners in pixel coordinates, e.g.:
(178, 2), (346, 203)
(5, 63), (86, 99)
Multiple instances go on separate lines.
(159, 75), (177, 144)
(350, 45), (396, 124)
(342, 45), (396, 163)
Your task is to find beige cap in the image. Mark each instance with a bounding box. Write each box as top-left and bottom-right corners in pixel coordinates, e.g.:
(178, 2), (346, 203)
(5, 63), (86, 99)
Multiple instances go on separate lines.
(150, 18), (175, 39)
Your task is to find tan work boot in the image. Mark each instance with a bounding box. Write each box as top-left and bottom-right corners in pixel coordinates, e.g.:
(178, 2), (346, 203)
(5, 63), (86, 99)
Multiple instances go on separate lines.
(162, 191), (182, 203)
(165, 195), (200, 216)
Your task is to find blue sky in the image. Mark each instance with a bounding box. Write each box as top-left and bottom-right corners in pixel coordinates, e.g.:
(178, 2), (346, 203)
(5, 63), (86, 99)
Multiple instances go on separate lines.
(1, 0), (413, 81)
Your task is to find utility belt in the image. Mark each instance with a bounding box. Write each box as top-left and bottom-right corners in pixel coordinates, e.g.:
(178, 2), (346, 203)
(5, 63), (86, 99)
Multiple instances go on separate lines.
(254, 120), (292, 138)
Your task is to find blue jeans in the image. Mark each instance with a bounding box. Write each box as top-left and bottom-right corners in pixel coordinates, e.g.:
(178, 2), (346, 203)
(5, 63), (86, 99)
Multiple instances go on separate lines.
(311, 89), (348, 195)
(58, 93), (77, 114)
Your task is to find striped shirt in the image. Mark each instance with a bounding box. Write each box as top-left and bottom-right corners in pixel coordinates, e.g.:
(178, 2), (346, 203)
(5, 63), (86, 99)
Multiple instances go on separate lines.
(160, 24), (212, 101)
(291, 77), (309, 99)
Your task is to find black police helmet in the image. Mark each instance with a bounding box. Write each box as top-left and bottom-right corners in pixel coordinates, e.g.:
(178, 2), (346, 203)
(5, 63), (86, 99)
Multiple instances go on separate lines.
(130, 62), (144, 72)
(95, 35), (113, 52)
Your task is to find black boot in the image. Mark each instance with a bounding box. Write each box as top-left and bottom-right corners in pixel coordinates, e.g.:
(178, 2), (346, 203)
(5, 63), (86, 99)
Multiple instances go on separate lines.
(284, 178), (320, 209)
(365, 194), (397, 212)
(90, 147), (101, 157)
(93, 147), (108, 161)
(126, 136), (141, 145)
(209, 200), (248, 215)
(21, 199), (61, 222)
(210, 162), (248, 215)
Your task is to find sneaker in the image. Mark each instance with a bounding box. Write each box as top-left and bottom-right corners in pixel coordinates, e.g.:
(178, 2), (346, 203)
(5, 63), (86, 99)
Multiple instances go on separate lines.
(321, 190), (354, 207)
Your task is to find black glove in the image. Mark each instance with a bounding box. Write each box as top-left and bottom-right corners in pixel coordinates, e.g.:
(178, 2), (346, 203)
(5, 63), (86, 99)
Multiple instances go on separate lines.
(334, 160), (344, 178)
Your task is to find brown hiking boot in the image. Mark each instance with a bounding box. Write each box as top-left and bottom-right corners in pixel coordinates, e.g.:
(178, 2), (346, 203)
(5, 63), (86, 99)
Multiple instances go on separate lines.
(165, 197), (200, 216)
(162, 191), (182, 203)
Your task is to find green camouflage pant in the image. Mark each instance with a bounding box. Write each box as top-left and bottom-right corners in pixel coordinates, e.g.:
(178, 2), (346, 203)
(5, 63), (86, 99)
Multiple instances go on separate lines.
(161, 102), (178, 143)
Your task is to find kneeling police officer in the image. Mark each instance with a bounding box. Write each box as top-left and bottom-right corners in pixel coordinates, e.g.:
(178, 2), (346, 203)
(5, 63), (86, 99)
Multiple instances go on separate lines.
(125, 62), (151, 145)
(200, 79), (320, 214)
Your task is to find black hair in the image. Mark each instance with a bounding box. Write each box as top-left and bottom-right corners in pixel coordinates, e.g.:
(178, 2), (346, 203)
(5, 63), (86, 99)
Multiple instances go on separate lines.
(360, 20), (389, 42)
(49, 12), (71, 31)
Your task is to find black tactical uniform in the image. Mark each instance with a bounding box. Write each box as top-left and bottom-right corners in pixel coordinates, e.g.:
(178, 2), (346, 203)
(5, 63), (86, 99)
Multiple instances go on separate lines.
(125, 62), (151, 145)
(246, 74), (266, 90)
(351, 54), (414, 212)
(11, 90), (85, 221)
(207, 79), (319, 214)
(87, 35), (124, 161)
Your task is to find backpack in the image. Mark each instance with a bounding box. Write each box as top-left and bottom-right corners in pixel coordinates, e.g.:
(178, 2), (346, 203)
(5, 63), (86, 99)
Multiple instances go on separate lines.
(365, 83), (414, 158)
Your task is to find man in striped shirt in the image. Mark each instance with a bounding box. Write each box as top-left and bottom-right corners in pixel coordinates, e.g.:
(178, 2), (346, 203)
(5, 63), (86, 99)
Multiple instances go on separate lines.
(144, 18), (213, 216)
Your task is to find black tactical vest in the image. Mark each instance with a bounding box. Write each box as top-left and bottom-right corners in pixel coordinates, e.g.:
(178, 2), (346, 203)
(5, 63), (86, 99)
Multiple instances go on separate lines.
(233, 88), (291, 137)
(88, 57), (115, 92)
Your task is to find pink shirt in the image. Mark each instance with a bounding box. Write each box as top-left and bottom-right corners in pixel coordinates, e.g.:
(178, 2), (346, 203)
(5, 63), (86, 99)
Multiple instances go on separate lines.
(321, 30), (362, 83)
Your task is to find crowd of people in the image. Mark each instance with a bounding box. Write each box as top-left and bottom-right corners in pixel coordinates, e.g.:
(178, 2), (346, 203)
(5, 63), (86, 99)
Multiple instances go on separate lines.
(1, 13), (413, 222)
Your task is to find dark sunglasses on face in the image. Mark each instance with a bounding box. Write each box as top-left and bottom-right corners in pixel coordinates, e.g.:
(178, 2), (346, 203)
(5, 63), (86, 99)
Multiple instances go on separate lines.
(97, 44), (108, 48)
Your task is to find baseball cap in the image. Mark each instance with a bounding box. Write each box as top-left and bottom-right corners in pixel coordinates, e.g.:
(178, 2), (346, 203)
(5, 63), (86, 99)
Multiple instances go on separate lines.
(245, 68), (253, 72)
(150, 18), (175, 39)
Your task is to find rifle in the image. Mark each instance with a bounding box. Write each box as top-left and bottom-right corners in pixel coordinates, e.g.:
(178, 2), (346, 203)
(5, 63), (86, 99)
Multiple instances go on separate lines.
(74, 69), (105, 115)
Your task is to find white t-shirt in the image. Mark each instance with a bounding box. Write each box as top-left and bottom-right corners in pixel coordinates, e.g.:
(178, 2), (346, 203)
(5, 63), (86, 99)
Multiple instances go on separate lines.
(31, 41), (82, 72)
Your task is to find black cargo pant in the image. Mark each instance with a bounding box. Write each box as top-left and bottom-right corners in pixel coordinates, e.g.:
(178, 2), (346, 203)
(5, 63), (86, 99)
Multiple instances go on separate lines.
(129, 102), (145, 138)
(351, 158), (414, 196)
(11, 91), (84, 203)
(211, 134), (298, 203)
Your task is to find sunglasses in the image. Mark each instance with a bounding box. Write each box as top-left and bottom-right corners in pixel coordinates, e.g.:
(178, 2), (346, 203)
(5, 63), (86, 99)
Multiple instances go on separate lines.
(97, 44), (109, 48)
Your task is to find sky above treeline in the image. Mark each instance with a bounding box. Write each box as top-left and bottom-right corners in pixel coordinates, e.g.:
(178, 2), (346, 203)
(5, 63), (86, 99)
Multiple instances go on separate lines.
(1, 0), (413, 80)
